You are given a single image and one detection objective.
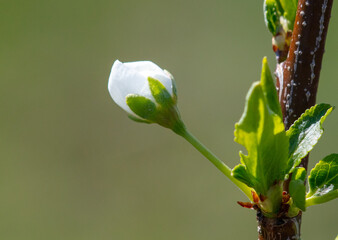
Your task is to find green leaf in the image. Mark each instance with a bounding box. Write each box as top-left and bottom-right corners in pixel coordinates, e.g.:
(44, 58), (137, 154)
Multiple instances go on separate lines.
(264, 0), (298, 34)
(261, 57), (283, 118)
(289, 167), (306, 211)
(148, 77), (174, 107)
(264, 0), (282, 35)
(232, 164), (258, 189)
(279, 0), (298, 29)
(126, 94), (157, 121)
(306, 154), (338, 207)
(232, 58), (288, 196)
(286, 104), (334, 174)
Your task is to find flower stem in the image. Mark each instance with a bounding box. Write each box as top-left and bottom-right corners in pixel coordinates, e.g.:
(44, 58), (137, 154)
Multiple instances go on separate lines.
(176, 127), (252, 201)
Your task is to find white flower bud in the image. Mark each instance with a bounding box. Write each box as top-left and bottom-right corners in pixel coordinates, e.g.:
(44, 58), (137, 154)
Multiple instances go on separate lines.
(108, 60), (183, 131)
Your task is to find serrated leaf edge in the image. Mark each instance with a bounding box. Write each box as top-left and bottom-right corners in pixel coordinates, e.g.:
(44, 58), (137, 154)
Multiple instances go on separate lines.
(286, 104), (334, 174)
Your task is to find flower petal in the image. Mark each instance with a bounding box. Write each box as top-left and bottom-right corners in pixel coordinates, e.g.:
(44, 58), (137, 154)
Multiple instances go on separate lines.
(124, 61), (173, 96)
(108, 60), (155, 116)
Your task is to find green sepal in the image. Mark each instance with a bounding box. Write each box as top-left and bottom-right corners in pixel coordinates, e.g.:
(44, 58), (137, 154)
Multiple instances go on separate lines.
(306, 154), (338, 207)
(286, 104), (334, 174)
(289, 167), (306, 212)
(125, 77), (183, 132)
(264, 0), (282, 35)
(232, 58), (288, 196)
(171, 78), (178, 103)
(148, 77), (174, 107)
(164, 69), (178, 103)
(128, 114), (151, 124)
(126, 94), (157, 121)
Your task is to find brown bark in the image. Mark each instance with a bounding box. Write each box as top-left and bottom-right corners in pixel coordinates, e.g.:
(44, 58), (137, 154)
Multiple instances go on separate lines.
(276, 0), (333, 132)
(257, 210), (302, 240)
(258, 0), (334, 239)
(257, 212), (302, 240)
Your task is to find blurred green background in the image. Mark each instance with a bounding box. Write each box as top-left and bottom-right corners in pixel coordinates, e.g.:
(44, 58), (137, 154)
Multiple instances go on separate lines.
(1, 0), (337, 239)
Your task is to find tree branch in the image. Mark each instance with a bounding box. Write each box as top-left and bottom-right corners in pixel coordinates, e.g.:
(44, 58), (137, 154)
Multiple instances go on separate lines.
(276, 0), (333, 169)
(257, 1), (334, 239)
